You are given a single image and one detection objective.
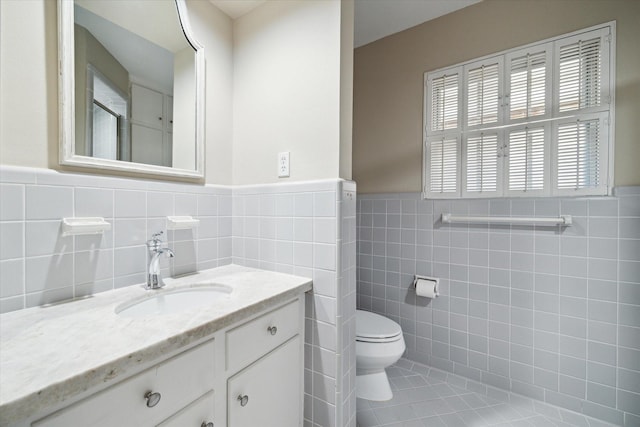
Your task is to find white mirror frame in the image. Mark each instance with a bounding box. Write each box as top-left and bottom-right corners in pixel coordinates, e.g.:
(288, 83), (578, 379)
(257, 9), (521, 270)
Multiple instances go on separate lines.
(57, 0), (205, 179)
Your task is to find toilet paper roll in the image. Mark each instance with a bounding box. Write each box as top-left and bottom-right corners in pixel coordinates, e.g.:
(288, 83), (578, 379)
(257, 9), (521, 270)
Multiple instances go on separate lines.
(415, 278), (438, 298)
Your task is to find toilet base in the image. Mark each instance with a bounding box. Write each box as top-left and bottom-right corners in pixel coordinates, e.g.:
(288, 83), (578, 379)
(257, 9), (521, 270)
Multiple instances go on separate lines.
(356, 371), (393, 401)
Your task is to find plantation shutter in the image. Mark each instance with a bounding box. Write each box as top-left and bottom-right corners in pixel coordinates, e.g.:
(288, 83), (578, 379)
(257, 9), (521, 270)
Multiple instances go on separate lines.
(556, 28), (610, 114)
(464, 132), (499, 195)
(425, 67), (461, 198)
(507, 126), (547, 194)
(429, 72), (459, 132)
(423, 24), (613, 199)
(426, 137), (459, 196)
(508, 47), (550, 121)
(466, 59), (501, 128)
(555, 113), (608, 194)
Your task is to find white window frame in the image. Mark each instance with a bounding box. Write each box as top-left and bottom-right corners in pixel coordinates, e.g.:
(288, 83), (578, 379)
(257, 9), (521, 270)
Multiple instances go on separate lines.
(422, 21), (615, 199)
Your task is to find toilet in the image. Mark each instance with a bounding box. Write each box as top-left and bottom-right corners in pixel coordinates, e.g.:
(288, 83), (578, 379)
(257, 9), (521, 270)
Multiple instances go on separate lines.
(355, 309), (406, 401)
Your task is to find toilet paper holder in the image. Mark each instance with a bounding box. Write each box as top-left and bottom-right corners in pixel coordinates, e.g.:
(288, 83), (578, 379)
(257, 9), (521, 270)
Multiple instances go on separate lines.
(413, 275), (439, 298)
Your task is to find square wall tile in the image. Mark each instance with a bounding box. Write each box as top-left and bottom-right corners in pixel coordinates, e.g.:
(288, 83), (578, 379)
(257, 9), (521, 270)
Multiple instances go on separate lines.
(0, 259), (24, 298)
(114, 246), (146, 277)
(74, 249), (113, 285)
(0, 222), (23, 260)
(26, 185), (73, 220)
(0, 184), (24, 220)
(25, 221), (72, 257)
(114, 219), (147, 248)
(75, 187), (113, 218)
(175, 193), (198, 216)
(197, 194), (218, 216)
(25, 254), (73, 293)
(115, 190), (146, 218)
(146, 192), (174, 218)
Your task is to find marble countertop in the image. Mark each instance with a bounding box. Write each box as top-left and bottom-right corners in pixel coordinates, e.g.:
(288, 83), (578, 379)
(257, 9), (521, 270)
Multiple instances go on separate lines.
(0, 265), (312, 426)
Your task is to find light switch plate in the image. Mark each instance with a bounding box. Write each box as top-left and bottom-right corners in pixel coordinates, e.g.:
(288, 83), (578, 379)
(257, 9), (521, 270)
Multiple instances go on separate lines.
(278, 151), (290, 177)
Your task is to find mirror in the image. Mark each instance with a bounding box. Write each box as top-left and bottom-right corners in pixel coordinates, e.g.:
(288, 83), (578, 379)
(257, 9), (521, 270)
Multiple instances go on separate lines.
(58, 0), (205, 178)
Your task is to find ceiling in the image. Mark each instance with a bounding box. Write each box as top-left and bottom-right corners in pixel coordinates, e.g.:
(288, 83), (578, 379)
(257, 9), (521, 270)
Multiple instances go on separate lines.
(354, 0), (481, 47)
(209, 0), (480, 48)
(209, 0), (266, 19)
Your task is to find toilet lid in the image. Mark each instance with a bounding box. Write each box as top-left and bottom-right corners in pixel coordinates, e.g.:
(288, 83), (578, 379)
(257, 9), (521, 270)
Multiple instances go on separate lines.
(356, 310), (402, 341)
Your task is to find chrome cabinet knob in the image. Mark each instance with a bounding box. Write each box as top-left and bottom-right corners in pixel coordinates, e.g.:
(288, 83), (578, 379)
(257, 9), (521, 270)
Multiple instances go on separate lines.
(201, 422), (214, 427)
(237, 394), (249, 407)
(267, 326), (277, 336)
(144, 391), (161, 408)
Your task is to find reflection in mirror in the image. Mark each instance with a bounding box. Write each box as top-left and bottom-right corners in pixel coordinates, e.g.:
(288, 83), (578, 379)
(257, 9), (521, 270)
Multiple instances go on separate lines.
(58, 0), (204, 178)
(90, 66), (128, 161)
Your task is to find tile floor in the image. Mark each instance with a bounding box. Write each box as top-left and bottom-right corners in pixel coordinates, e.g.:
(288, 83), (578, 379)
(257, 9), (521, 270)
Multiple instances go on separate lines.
(356, 359), (617, 427)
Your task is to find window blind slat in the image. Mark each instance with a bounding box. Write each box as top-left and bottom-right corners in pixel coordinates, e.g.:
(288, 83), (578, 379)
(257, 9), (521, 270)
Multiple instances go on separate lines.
(556, 118), (601, 189)
(508, 127), (545, 192)
(429, 137), (458, 193)
(467, 63), (500, 127)
(558, 37), (602, 112)
(510, 50), (547, 120)
(466, 133), (498, 193)
(430, 74), (459, 131)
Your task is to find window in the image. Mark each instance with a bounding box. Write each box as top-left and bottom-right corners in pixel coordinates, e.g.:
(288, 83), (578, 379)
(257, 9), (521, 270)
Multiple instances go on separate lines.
(423, 23), (614, 199)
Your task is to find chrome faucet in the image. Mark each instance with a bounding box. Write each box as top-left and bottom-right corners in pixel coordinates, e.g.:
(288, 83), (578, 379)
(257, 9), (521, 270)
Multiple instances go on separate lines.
(146, 231), (175, 290)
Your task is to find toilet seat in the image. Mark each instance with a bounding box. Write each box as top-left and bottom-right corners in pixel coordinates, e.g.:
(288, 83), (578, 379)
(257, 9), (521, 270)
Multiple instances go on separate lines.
(356, 310), (403, 343)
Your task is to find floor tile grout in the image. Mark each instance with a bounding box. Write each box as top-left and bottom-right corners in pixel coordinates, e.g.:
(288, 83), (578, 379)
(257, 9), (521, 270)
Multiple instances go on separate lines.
(356, 360), (619, 427)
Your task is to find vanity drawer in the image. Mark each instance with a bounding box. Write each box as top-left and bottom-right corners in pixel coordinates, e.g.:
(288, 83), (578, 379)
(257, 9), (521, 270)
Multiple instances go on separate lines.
(156, 390), (215, 427)
(34, 340), (215, 427)
(226, 299), (300, 373)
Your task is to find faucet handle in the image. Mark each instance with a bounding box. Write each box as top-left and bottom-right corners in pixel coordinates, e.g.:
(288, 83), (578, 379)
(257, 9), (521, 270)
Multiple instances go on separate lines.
(147, 231), (165, 248)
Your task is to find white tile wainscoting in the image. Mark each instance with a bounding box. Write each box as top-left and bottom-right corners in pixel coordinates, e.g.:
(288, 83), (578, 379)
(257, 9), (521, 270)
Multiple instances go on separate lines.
(232, 180), (357, 427)
(0, 166), (233, 312)
(356, 190), (640, 427)
(0, 166), (357, 427)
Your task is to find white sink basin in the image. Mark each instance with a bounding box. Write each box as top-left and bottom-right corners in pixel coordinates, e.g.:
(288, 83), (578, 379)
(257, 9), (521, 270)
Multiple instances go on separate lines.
(116, 284), (232, 318)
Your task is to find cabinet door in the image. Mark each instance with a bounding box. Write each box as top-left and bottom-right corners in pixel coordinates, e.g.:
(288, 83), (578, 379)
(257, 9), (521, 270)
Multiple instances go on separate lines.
(156, 390), (215, 427)
(131, 84), (164, 128)
(131, 124), (166, 166)
(165, 95), (174, 133)
(227, 336), (301, 427)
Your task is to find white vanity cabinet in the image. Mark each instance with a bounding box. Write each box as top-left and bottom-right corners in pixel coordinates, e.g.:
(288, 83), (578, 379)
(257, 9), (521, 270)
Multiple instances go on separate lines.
(25, 295), (305, 427)
(225, 299), (304, 427)
(33, 340), (216, 427)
